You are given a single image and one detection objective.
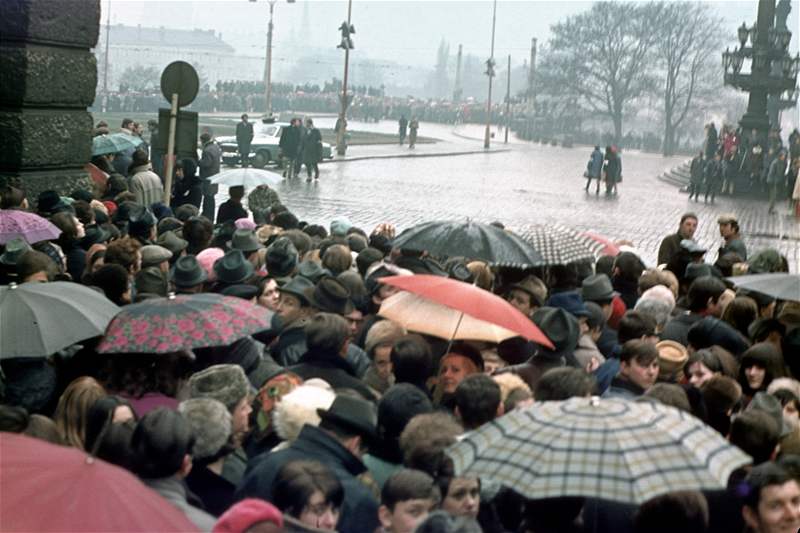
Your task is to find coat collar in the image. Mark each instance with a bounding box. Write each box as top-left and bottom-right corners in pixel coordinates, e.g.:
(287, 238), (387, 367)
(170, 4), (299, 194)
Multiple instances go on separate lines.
(299, 348), (356, 376)
(291, 425), (366, 477)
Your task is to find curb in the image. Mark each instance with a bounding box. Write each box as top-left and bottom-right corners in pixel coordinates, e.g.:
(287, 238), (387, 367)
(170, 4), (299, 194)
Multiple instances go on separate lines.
(321, 148), (511, 164)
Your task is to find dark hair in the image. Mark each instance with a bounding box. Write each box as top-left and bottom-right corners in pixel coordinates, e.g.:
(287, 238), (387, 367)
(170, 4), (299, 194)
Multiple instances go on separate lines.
(95, 419), (136, 471)
(157, 217), (183, 236)
(535, 368), (596, 401)
(743, 463), (797, 509)
(620, 339), (658, 365)
(687, 276), (726, 312)
(400, 412), (462, 478)
(454, 375), (501, 430)
(273, 211), (299, 230)
(73, 200), (94, 225)
(51, 212), (80, 248)
(17, 250), (57, 282)
(547, 264), (579, 290)
(131, 408), (194, 479)
(613, 252), (645, 282)
(374, 384), (433, 464)
(595, 255), (615, 278)
(183, 216), (213, 255)
(282, 229), (313, 258)
(0, 405), (63, 445)
(174, 204), (199, 222)
(121, 118), (134, 129)
(84, 395), (137, 454)
(643, 384), (691, 412)
(272, 460), (344, 518)
(617, 311), (656, 343)
(721, 296), (759, 338)
(680, 213), (698, 226)
(738, 342), (786, 396)
(322, 244), (352, 276)
(685, 348), (724, 376)
(729, 411), (779, 465)
(634, 491), (708, 533)
(305, 313), (349, 354)
(382, 469), (441, 511)
(772, 388), (800, 411)
(0, 185), (26, 208)
(391, 334), (434, 386)
(91, 264), (130, 304)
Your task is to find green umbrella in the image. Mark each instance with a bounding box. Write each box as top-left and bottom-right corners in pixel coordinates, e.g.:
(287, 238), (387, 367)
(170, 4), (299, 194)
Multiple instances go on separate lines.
(91, 132), (144, 156)
(0, 281), (120, 358)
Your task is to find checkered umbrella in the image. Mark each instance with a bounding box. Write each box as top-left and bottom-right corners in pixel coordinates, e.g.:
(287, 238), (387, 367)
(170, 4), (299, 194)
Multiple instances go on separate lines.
(446, 396), (751, 505)
(516, 224), (605, 266)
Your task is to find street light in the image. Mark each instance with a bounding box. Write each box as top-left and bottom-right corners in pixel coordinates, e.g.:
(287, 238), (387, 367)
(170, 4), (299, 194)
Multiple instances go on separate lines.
(484, 0), (498, 150)
(250, 0), (295, 119)
(738, 22), (749, 47)
(335, 0), (354, 156)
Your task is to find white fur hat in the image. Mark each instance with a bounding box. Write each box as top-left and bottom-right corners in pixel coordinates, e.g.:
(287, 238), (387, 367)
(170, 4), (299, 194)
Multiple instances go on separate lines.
(273, 384), (336, 442)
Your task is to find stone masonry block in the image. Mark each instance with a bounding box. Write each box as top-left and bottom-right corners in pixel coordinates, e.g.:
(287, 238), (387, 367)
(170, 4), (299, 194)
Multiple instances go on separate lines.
(0, 110), (92, 170)
(0, 169), (91, 208)
(0, 45), (97, 108)
(0, 0), (100, 49)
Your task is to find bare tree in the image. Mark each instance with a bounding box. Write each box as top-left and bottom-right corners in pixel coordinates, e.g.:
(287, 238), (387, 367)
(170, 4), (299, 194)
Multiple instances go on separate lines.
(650, 2), (724, 155)
(544, 2), (660, 144)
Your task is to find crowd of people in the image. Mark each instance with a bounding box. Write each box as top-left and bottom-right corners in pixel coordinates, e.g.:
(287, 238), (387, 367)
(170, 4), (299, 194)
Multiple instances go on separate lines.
(2, 116), (800, 532)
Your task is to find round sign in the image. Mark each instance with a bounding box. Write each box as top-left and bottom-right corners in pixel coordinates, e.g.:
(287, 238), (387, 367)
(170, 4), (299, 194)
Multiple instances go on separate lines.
(160, 61), (199, 107)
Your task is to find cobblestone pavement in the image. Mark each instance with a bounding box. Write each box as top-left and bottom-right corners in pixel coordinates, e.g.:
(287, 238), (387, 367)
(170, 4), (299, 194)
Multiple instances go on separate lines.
(224, 119), (800, 271)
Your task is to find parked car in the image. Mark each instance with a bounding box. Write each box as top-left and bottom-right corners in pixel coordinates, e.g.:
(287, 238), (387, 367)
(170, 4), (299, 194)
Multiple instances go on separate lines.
(217, 120), (333, 168)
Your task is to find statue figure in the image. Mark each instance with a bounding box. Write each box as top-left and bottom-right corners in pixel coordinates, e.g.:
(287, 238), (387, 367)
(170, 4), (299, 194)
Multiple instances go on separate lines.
(776, 0), (791, 30)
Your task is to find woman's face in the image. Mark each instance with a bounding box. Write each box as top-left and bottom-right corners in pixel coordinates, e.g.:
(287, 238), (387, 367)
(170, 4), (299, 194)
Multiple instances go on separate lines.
(298, 490), (339, 531)
(91, 256), (105, 274)
(112, 405), (135, 424)
(373, 345), (393, 380)
(784, 402), (800, 430)
(258, 279), (280, 311)
(745, 364), (767, 391)
(688, 361), (716, 389)
(439, 355), (476, 394)
(442, 478), (480, 519)
(74, 216), (86, 239)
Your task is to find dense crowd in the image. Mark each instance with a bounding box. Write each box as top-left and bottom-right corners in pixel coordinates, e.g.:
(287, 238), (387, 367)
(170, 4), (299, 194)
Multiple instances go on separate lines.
(1, 121), (800, 533)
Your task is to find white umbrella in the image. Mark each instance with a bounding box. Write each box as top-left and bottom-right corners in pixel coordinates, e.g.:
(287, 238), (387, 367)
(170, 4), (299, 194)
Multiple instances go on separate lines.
(208, 168), (283, 188)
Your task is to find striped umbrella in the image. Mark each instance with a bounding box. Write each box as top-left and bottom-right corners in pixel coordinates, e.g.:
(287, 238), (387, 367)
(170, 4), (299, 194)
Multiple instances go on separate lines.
(446, 396), (750, 505)
(516, 224), (604, 266)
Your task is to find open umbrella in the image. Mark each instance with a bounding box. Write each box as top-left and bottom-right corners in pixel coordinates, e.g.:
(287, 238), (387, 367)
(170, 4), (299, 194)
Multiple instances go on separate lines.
(97, 292), (271, 354)
(92, 132), (143, 156)
(0, 209), (61, 245)
(378, 274), (553, 349)
(580, 231), (621, 257)
(0, 433), (199, 532)
(0, 281), (120, 358)
(516, 224), (603, 265)
(391, 220), (544, 268)
(446, 396), (751, 505)
(726, 273), (800, 302)
(208, 167), (283, 188)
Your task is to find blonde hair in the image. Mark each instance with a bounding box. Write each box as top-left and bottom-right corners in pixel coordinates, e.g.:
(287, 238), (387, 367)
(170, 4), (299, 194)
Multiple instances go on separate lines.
(53, 376), (106, 450)
(492, 372), (532, 403)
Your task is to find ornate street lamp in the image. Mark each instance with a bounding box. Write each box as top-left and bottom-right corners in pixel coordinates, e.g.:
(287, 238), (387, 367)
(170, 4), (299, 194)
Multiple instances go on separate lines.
(738, 22), (749, 47)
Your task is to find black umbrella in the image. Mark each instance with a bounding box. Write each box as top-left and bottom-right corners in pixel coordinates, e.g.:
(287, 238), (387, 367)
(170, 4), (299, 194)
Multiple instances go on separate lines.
(726, 273), (800, 302)
(391, 220), (544, 268)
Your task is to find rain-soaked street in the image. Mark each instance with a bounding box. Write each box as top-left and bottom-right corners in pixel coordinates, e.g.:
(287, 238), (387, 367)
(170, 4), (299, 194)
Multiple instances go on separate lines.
(246, 118), (800, 269)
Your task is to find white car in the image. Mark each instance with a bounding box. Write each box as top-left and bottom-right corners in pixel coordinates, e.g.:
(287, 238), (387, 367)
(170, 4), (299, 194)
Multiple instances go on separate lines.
(217, 121), (333, 168)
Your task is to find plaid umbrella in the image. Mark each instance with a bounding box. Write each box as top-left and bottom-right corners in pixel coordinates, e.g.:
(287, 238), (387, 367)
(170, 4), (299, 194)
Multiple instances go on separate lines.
(97, 293), (270, 354)
(391, 220), (544, 268)
(446, 396), (751, 505)
(516, 224), (604, 266)
(0, 209), (61, 245)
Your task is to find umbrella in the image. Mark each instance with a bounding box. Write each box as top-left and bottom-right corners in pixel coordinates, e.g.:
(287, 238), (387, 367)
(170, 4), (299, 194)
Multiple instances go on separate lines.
(97, 292), (271, 354)
(208, 167), (283, 188)
(580, 231), (621, 257)
(446, 396), (751, 505)
(516, 224), (603, 265)
(378, 274), (553, 349)
(0, 433), (200, 532)
(726, 273), (800, 302)
(0, 281), (120, 358)
(0, 209), (61, 245)
(91, 132), (143, 156)
(391, 220), (544, 268)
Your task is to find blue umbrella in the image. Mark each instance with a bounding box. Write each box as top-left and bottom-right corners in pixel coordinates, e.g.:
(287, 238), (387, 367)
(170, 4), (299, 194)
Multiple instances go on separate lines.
(91, 132), (144, 156)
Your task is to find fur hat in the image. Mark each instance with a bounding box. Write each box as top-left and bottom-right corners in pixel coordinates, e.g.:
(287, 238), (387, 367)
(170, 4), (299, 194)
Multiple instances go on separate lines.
(655, 340), (688, 382)
(364, 320), (407, 356)
(273, 384), (336, 442)
(188, 364), (250, 412)
(178, 398), (232, 460)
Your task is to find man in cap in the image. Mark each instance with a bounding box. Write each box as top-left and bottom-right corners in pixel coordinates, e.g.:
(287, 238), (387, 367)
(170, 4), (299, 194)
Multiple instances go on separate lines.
(265, 237), (298, 284)
(156, 230), (188, 264)
(217, 185), (249, 226)
(581, 274), (620, 358)
(657, 213), (698, 266)
(270, 275), (315, 366)
(236, 113), (254, 168)
(717, 213), (747, 262)
(171, 255), (208, 294)
(228, 229), (264, 270)
(237, 394), (381, 533)
(504, 276), (547, 319)
(140, 244), (172, 273)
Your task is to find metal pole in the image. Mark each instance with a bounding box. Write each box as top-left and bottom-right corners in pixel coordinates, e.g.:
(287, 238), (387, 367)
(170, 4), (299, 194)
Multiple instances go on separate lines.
(484, 0), (497, 150)
(265, 0), (276, 117)
(162, 93), (179, 205)
(102, 0), (111, 112)
(504, 54), (511, 143)
(336, 0), (353, 156)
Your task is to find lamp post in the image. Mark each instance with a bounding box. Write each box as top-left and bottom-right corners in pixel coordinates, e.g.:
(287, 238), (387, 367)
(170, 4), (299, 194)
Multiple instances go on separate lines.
(335, 0), (354, 156)
(484, 0), (498, 149)
(252, 0), (295, 119)
(722, 0), (798, 139)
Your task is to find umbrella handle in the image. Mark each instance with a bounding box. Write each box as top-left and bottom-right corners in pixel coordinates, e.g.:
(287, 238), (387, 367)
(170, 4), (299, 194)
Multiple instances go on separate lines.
(444, 311), (465, 355)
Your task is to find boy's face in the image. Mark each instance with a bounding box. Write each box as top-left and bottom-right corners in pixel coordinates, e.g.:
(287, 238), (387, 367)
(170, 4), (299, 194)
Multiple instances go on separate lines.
(379, 499), (437, 533)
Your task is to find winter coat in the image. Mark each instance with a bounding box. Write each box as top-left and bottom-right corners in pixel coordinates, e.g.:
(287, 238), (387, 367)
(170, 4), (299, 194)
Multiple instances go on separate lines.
(589, 149), (604, 178)
(236, 425), (380, 533)
(199, 141), (222, 180)
(246, 186), (281, 215)
(236, 121), (254, 146)
(129, 164), (164, 207)
(657, 232), (684, 267)
(289, 348), (378, 402)
(279, 126), (301, 159)
(144, 476), (216, 532)
(573, 334), (605, 369)
(719, 236), (747, 262)
(216, 200), (248, 226)
(185, 465), (236, 517)
(767, 156), (787, 185)
(703, 159), (722, 185)
(689, 155), (704, 184)
(602, 376), (645, 400)
(660, 312), (705, 347)
(172, 167), (203, 209)
(301, 128), (323, 165)
(605, 155), (622, 183)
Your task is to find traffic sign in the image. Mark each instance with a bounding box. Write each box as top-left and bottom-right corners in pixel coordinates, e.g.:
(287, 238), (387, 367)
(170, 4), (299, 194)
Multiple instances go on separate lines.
(160, 61), (199, 107)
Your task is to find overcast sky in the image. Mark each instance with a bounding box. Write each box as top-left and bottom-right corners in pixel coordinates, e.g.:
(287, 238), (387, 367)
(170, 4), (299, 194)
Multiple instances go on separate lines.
(105, 0), (799, 68)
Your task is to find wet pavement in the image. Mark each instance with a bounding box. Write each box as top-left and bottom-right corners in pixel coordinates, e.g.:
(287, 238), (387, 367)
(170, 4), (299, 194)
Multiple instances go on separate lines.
(223, 118), (800, 270)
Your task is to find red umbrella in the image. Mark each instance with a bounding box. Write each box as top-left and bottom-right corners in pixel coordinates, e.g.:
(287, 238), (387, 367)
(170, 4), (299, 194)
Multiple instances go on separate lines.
(0, 433), (199, 532)
(97, 293), (271, 354)
(379, 274), (554, 349)
(580, 231), (621, 257)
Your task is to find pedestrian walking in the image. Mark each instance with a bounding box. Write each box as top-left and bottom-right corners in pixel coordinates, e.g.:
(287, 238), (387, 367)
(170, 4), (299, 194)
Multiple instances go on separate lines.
(235, 114), (254, 168)
(603, 146), (622, 196)
(767, 150), (787, 214)
(199, 131), (222, 222)
(279, 119), (301, 180)
(688, 152), (704, 202)
(302, 118), (323, 182)
(703, 152), (722, 204)
(398, 115), (408, 145)
(585, 145), (604, 194)
(408, 118), (419, 149)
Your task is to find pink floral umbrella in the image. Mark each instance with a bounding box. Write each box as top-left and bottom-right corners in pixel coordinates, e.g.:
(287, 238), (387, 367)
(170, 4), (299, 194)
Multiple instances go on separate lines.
(97, 293), (271, 354)
(0, 209), (61, 245)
